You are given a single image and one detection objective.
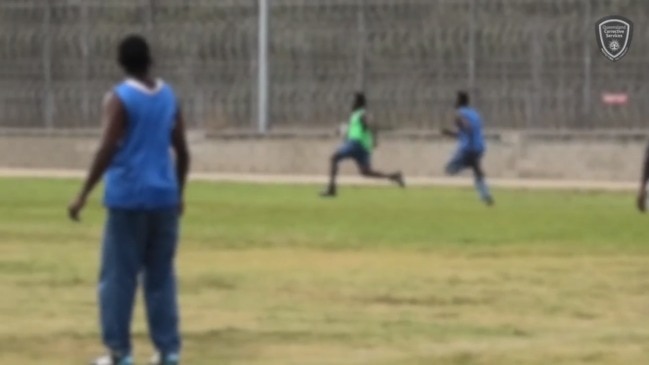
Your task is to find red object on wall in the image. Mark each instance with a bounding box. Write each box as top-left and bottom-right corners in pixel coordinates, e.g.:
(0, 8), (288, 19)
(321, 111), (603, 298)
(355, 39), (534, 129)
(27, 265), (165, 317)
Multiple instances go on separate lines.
(601, 92), (629, 105)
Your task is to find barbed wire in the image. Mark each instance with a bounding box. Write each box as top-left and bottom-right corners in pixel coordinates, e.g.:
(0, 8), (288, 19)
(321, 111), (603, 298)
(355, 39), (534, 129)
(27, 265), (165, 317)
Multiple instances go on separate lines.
(0, 0), (646, 131)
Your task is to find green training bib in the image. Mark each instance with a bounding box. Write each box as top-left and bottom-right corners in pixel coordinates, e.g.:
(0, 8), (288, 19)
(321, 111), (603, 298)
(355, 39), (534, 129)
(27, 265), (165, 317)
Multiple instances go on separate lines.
(346, 109), (373, 151)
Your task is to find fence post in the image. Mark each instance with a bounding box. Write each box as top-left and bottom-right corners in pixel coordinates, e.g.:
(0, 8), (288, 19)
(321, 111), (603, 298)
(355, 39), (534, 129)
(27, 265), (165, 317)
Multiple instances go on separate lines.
(467, 0), (476, 93)
(183, 10), (198, 130)
(582, 0), (592, 124)
(143, 0), (154, 34)
(528, 20), (542, 129)
(42, 1), (54, 129)
(80, 0), (90, 126)
(356, 0), (366, 92)
(257, 0), (270, 134)
(433, 0), (443, 121)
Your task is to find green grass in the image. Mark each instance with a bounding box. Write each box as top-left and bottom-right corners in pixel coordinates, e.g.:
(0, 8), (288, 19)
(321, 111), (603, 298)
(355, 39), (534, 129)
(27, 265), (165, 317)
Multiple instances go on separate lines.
(1, 178), (649, 365)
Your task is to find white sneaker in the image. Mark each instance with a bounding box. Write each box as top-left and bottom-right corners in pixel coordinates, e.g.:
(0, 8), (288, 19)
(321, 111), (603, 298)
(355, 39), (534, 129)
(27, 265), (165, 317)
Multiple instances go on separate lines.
(91, 354), (134, 365)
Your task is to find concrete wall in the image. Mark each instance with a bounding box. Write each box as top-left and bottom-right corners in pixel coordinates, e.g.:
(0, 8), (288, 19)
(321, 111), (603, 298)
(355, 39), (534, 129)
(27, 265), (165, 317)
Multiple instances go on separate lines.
(0, 133), (645, 182)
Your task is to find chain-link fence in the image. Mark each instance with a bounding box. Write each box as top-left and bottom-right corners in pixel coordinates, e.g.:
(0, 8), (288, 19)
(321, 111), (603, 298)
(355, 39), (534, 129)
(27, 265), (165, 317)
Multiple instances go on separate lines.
(0, 0), (647, 132)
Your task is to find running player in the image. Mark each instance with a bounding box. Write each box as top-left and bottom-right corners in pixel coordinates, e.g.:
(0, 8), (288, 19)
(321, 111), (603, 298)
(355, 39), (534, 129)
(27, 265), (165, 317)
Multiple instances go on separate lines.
(68, 35), (190, 365)
(441, 91), (494, 205)
(321, 92), (405, 197)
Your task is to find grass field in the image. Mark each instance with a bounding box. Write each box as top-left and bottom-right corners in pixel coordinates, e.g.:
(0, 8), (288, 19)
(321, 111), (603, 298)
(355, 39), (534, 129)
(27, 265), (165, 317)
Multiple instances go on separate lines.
(1, 178), (649, 365)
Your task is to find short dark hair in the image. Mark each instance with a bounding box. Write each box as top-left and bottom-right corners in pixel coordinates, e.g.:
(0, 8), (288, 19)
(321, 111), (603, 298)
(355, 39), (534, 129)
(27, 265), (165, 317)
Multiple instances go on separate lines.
(457, 91), (470, 107)
(118, 34), (152, 75)
(352, 92), (367, 110)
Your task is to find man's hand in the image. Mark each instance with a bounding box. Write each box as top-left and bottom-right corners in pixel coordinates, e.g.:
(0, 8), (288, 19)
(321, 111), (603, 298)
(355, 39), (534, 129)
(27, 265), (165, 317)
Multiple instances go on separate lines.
(441, 127), (456, 138)
(68, 194), (87, 221)
(637, 189), (646, 213)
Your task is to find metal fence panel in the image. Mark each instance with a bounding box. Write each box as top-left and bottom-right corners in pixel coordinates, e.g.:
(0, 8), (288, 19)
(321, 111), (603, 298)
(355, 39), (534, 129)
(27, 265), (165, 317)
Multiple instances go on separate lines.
(0, 0), (646, 131)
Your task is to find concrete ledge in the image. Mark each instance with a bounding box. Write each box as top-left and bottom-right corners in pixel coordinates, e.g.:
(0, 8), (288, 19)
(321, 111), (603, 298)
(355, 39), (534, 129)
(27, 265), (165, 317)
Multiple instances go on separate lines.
(0, 131), (646, 183)
(0, 168), (636, 192)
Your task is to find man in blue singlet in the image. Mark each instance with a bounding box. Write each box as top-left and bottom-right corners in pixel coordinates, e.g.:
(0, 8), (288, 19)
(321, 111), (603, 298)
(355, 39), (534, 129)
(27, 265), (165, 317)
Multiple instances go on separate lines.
(441, 91), (494, 206)
(68, 35), (190, 365)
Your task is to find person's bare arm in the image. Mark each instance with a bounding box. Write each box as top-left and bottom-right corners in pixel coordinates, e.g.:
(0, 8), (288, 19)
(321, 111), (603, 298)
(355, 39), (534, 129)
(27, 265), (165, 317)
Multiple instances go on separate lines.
(361, 114), (378, 148)
(441, 115), (470, 138)
(171, 107), (191, 213)
(68, 92), (126, 221)
(637, 143), (649, 212)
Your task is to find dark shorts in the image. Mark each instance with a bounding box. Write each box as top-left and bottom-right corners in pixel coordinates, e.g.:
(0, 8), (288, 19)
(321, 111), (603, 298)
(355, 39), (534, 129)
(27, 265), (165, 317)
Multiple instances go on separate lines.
(334, 141), (371, 169)
(446, 149), (483, 175)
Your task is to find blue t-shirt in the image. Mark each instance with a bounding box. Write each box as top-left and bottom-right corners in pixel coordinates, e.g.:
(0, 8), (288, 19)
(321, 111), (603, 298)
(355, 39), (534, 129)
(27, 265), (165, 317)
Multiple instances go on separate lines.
(104, 79), (179, 210)
(457, 107), (485, 153)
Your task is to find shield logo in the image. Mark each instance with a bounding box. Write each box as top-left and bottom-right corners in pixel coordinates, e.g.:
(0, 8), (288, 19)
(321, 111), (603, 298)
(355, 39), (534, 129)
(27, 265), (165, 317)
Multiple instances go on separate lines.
(596, 16), (633, 61)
